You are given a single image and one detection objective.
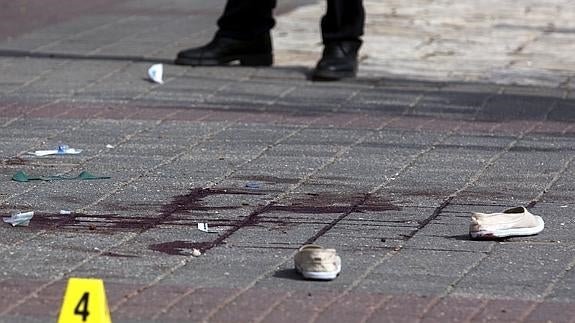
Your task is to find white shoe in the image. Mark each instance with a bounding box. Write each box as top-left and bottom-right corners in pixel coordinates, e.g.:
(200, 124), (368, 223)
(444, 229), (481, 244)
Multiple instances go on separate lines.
(294, 245), (341, 280)
(470, 206), (544, 239)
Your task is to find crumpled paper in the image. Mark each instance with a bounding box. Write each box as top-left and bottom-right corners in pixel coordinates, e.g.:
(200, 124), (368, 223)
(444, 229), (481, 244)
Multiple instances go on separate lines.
(3, 211), (34, 227)
(148, 64), (164, 84)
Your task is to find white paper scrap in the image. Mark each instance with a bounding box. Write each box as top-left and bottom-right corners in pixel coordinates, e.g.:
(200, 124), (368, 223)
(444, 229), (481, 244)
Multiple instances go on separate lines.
(28, 145), (83, 157)
(148, 64), (164, 84)
(197, 222), (218, 233)
(59, 210), (72, 215)
(3, 211), (34, 227)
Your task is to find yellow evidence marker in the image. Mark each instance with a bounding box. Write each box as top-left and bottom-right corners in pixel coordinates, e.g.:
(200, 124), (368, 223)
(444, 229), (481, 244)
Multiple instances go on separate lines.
(58, 278), (112, 323)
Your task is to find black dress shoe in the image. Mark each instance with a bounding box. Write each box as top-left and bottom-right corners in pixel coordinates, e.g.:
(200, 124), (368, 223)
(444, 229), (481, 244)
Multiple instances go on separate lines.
(175, 33), (273, 66)
(312, 41), (361, 80)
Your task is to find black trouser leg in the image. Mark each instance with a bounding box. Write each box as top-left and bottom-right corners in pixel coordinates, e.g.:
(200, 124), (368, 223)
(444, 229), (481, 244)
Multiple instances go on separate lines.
(216, 0), (277, 40)
(321, 0), (365, 44)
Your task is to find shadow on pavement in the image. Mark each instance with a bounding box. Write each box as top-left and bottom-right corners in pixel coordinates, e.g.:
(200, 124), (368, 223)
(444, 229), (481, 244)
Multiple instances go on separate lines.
(273, 268), (308, 281)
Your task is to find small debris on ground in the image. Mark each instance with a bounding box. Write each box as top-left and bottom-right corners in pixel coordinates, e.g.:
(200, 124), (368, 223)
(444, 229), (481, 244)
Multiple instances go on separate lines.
(3, 211), (34, 227)
(12, 171), (110, 182)
(245, 182), (261, 189)
(197, 223), (218, 233)
(28, 144), (83, 157)
(147, 64), (164, 84)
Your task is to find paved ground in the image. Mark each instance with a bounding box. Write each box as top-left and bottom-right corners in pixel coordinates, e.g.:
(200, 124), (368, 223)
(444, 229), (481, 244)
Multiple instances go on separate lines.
(0, 1), (574, 322)
(274, 0), (575, 87)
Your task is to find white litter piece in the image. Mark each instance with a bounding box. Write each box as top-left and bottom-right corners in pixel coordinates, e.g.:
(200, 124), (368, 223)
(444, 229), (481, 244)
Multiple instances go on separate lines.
(3, 211), (34, 227)
(28, 144), (82, 157)
(148, 64), (164, 84)
(192, 249), (202, 257)
(59, 210), (72, 215)
(106, 144), (115, 149)
(197, 223), (218, 233)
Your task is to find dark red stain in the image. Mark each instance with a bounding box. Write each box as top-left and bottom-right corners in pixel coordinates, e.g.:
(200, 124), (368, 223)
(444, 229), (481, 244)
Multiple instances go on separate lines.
(149, 191), (400, 255)
(2, 157), (26, 165)
(28, 188), (265, 233)
(149, 241), (213, 256)
(19, 187), (400, 256)
(232, 175), (300, 184)
(101, 251), (138, 258)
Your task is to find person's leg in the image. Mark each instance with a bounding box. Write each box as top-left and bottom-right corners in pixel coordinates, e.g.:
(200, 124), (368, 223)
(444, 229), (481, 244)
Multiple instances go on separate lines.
(175, 0), (276, 66)
(216, 0), (277, 40)
(321, 0), (364, 44)
(313, 0), (365, 80)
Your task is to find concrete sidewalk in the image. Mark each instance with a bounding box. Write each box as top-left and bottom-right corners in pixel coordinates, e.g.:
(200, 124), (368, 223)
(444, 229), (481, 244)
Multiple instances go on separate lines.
(274, 0), (575, 87)
(0, 1), (574, 322)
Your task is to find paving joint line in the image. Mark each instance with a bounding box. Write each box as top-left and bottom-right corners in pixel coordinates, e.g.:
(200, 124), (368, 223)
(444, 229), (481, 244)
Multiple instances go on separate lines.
(200, 91), (401, 321)
(5, 14), (208, 101)
(79, 113), (237, 213)
(251, 291), (292, 323)
(308, 122), (466, 323)
(111, 89), (366, 313)
(206, 89), (448, 322)
(462, 299), (490, 323)
(519, 168), (575, 320)
(307, 88), (505, 321)
(107, 114), (327, 311)
(206, 89), (442, 321)
(357, 295), (393, 323)
(0, 104), (115, 253)
(416, 99), (560, 320)
(527, 154), (575, 208)
(3, 16), (140, 96)
(150, 287), (199, 320)
(0, 111), (238, 315)
(108, 141), (313, 312)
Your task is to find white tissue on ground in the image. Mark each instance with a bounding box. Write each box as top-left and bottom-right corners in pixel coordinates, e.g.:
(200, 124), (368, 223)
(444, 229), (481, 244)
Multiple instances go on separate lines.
(148, 64), (164, 84)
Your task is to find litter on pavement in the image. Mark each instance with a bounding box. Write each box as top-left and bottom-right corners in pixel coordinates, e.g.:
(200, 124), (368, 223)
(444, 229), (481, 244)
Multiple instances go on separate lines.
(3, 211), (34, 227)
(469, 206), (544, 239)
(28, 144), (83, 157)
(294, 244), (341, 280)
(245, 182), (261, 189)
(148, 64), (164, 84)
(197, 223), (218, 233)
(12, 171), (111, 182)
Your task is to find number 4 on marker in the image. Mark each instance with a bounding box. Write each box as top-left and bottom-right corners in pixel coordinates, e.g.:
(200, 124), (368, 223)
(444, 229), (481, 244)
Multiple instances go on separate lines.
(58, 278), (112, 323)
(74, 292), (90, 321)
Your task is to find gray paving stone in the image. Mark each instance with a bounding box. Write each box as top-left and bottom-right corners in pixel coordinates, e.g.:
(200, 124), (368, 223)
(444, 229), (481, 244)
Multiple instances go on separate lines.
(0, 0), (574, 321)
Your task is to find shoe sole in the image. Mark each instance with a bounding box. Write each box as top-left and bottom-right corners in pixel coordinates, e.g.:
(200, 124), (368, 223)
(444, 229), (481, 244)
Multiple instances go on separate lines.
(312, 69), (357, 81)
(174, 54), (273, 67)
(295, 265), (340, 281)
(470, 215), (545, 239)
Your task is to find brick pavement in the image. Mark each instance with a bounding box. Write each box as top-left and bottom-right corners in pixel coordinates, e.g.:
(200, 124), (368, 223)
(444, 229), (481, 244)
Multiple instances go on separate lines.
(273, 0), (575, 87)
(0, 0), (574, 322)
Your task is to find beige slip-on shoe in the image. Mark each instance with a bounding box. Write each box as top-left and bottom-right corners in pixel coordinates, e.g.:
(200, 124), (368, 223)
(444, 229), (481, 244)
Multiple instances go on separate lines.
(294, 245), (341, 280)
(470, 206), (544, 239)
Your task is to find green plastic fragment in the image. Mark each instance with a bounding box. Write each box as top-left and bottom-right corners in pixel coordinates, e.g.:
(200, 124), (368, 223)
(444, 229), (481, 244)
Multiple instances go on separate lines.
(12, 171), (32, 182)
(77, 171), (111, 180)
(12, 171), (110, 182)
